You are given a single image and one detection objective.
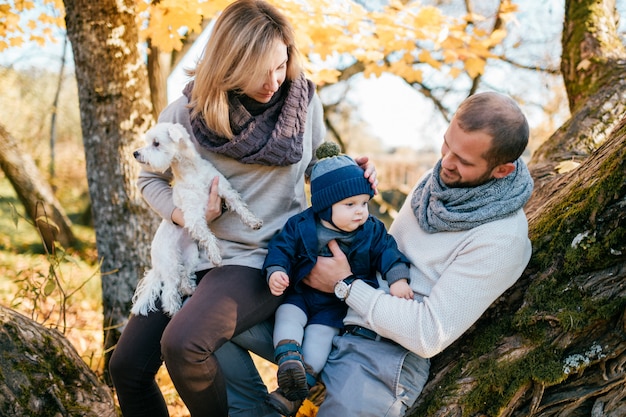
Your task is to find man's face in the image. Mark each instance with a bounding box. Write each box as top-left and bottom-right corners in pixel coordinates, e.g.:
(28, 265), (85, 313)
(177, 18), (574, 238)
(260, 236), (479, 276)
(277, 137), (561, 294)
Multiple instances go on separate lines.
(439, 116), (495, 188)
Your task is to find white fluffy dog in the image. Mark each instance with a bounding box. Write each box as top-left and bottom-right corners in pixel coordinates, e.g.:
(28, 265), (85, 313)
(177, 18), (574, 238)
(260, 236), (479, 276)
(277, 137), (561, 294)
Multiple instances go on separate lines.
(130, 122), (263, 316)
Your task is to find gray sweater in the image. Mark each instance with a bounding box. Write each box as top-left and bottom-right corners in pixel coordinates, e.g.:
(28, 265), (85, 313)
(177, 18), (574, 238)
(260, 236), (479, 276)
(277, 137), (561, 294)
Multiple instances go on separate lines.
(137, 94), (326, 271)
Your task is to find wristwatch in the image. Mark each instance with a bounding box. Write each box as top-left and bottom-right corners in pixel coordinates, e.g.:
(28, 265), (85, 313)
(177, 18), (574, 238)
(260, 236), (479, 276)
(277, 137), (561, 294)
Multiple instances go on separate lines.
(334, 275), (357, 301)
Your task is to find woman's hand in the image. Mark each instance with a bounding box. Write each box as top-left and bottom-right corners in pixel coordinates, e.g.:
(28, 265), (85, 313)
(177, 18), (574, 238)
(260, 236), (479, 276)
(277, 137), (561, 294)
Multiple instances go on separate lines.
(204, 176), (223, 222)
(354, 155), (378, 195)
(171, 176), (223, 226)
(303, 240), (353, 293)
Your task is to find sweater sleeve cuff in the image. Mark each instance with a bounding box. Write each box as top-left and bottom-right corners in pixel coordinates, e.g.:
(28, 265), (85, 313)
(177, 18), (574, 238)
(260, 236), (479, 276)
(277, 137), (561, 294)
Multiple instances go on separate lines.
(346, 279), (378, 313)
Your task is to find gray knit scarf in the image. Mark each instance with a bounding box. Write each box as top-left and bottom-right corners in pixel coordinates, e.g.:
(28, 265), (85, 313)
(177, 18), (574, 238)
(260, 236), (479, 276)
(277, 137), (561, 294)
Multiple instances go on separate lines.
(183, 73), (314, 166)
(411, 159), (534, 233)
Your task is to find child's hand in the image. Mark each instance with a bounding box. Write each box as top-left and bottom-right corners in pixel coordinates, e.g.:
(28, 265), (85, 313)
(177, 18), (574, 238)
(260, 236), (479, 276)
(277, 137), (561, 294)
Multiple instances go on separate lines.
(390, 279), (414, 300)
(268, 271), (290, 296)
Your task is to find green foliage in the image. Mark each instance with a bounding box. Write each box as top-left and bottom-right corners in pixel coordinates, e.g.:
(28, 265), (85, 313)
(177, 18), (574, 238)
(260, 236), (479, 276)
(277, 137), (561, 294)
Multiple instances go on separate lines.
(5, 199), (100, 333)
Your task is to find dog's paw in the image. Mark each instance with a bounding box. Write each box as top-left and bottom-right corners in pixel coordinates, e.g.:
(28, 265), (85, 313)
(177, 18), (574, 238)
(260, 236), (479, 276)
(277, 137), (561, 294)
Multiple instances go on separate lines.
(207, 251), (222, 266)
(249, 218), (263, 230)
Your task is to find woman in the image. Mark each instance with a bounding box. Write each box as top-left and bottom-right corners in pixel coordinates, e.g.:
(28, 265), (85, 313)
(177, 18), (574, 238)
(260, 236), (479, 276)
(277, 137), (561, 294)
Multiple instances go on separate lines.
(109, 1), (376, 416)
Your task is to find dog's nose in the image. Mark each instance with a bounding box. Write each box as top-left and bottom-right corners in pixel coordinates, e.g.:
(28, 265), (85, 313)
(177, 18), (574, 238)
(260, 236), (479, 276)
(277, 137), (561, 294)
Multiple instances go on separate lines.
(133, 150), (140, 159)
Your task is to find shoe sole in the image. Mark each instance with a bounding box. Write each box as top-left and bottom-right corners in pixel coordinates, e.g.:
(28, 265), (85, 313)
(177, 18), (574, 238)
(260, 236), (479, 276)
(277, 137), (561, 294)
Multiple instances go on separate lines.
(277, 360), (309, 401)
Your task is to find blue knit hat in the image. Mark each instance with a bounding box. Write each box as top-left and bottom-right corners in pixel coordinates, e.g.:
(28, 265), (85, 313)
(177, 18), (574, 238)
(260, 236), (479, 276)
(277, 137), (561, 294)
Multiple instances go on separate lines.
(310, 143), (374, 214)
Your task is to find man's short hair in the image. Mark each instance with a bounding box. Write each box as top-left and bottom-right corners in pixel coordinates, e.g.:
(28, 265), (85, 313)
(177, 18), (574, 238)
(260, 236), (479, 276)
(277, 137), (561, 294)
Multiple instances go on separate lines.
(455, 92), (529, 167)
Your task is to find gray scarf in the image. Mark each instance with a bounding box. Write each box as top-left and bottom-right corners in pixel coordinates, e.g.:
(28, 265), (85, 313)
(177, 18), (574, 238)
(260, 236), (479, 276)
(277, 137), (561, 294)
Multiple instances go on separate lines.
(411, 159), (534, 233)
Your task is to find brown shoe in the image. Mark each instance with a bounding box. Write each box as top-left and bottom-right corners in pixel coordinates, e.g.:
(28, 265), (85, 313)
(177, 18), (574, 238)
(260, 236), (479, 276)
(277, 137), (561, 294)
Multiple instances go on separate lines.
(266, 389), (303, 417)
(274, 340), (309, 401)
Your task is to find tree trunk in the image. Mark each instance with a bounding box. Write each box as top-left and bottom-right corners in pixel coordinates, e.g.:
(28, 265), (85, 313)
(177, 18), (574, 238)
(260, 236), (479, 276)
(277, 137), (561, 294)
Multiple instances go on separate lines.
(560, 0), (626, 113)
(0, 123), (76, 252)
(0, 305), (116, 416)
(407, 1), (626, 415)
(147, 42), (170, 119)
(62, 0), (160, 382)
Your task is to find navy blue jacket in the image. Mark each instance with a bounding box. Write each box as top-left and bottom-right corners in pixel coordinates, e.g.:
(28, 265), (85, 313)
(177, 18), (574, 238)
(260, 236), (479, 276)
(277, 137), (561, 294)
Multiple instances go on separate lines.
(263, 207), (410, 293)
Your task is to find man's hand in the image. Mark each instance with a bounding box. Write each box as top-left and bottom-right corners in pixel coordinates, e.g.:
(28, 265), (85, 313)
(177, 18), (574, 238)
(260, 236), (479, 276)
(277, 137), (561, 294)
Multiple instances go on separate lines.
(303, 240), (352, 293)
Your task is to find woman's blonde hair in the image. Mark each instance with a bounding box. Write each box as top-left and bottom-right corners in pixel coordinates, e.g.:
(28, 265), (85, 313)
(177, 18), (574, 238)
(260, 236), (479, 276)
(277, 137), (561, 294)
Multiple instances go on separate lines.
(187, 0), (303, 139)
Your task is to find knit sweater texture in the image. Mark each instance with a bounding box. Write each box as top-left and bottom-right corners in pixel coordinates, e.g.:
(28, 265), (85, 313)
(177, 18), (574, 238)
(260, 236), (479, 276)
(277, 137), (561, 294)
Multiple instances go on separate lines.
(137, 93), (326, 271)
(343, 178), (532, 358)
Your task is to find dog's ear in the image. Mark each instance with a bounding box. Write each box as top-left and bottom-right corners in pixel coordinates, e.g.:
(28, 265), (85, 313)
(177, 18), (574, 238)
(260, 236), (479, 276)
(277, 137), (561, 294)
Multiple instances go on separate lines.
(167, 124), (186, 144)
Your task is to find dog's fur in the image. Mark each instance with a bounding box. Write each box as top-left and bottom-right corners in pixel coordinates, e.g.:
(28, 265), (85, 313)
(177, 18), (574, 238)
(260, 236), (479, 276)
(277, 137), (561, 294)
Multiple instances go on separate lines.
(130, 122), (263, 316)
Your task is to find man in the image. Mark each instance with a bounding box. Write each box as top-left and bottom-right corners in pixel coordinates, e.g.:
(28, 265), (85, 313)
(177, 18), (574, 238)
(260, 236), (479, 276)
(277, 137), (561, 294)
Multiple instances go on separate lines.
(304, 91), (534, 415)
(222, 91), (534, 417)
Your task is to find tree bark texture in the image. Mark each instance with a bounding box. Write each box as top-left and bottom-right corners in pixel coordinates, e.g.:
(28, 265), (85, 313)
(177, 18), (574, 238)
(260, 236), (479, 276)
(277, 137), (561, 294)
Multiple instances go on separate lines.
(560, 0), (625, 113)
(62, 0), (160, 381)
(0, 305), (116, 416)
(0, 123), (76, 251)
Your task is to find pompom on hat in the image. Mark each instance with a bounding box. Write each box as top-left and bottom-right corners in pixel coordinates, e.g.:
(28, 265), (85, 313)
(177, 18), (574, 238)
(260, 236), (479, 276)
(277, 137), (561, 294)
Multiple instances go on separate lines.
(310, 142), (374, 216)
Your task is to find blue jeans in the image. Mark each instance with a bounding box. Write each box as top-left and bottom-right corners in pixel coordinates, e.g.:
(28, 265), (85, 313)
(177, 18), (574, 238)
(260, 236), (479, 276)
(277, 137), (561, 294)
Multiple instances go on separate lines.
(222, 328), (430, 416)
(224, 320), (281, 417)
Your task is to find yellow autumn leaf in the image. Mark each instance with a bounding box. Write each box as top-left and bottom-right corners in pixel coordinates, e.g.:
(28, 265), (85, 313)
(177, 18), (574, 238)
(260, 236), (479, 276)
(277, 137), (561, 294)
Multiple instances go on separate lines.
(440, 35), (465, 50)
(22, 1), (36, 11)
(296, 399), (319, 417)
(449, 66), (463, 78)
(488, 28), (508, 47)
(31, 34), (48, 46)
(418, 49), (442, 69)
(310, 68), (341, 86)
(415, 6), (445, 28)
(499, 0), (519, 14)
(464, 56), (486, 78)
(9, 37), (23, 47)
(363, 63), (385, 79)
(442, 49), (458, 64)
(395, 64), (423, 83)
(198, 0), (231, 18)
(555, 160), (581, 174)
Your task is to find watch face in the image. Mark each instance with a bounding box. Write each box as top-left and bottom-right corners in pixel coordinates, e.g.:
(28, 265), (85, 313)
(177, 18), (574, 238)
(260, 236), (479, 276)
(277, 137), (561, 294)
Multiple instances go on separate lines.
(334, 281), (349, 299)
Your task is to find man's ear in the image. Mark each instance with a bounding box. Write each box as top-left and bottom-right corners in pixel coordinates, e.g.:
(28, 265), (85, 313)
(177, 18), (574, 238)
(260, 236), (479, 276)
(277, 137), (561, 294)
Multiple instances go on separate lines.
(491, 162), (516, 179)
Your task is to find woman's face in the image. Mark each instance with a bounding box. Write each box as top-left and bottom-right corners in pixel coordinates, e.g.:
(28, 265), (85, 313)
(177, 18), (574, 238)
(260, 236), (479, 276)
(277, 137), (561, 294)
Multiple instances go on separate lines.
(242, 41), (288, 103)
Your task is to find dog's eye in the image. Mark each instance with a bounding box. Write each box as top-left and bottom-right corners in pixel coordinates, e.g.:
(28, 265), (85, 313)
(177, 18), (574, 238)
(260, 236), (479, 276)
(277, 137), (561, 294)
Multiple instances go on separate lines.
(153, 141), (159, 148)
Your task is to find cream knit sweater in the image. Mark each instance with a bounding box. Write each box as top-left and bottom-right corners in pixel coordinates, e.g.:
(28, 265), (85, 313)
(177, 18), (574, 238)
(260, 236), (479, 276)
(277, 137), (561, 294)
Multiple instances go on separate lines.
(137, 94), (326, 271)
(343, 182), (532, 358)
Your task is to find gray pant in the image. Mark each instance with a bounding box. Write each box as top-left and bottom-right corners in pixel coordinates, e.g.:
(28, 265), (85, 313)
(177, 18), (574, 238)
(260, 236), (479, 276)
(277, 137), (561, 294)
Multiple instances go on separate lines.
(223, 322), (430, 416)
(318, 333), (430, 416)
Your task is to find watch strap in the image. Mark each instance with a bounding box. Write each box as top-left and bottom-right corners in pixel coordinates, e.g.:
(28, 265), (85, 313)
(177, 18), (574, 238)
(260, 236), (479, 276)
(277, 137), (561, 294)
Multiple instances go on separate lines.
(343, 275), (357, 285)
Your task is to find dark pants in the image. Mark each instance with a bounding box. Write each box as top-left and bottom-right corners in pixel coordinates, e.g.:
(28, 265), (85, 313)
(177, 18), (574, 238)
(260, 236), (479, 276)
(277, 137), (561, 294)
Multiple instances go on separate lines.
(109, 265), (282, 417)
